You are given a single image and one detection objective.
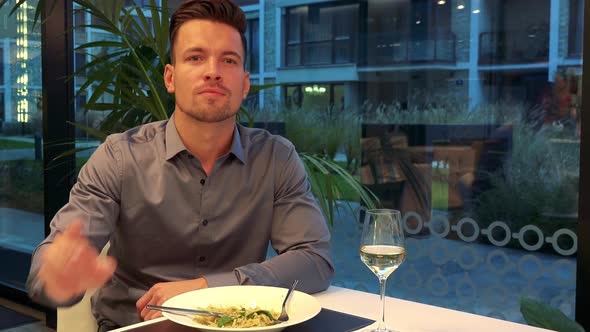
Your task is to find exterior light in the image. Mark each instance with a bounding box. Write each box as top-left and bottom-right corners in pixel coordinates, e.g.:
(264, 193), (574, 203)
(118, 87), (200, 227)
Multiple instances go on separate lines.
(304, 85), (327, 95)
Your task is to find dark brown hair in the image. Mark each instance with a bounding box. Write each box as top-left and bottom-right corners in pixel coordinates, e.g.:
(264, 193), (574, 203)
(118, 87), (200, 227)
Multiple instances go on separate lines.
(169, 0), (247, 65)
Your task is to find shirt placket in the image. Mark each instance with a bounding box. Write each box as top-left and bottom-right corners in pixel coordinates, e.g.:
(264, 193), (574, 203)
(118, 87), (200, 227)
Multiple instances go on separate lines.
(187, 153), (209, 267)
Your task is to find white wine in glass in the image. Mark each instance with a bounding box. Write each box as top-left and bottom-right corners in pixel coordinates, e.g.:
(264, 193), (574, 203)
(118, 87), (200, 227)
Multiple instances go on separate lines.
(360, 209), (406, 332)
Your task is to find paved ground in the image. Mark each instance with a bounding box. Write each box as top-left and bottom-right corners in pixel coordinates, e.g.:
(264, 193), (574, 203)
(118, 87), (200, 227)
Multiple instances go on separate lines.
(0, 136), (99, 161)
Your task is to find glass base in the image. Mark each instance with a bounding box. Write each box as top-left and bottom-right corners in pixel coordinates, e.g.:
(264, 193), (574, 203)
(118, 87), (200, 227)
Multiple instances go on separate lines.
(362, 328), (399, 332)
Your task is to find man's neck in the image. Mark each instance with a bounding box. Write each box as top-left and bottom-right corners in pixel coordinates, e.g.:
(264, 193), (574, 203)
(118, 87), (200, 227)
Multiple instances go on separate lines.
(173, 110), (235, 175)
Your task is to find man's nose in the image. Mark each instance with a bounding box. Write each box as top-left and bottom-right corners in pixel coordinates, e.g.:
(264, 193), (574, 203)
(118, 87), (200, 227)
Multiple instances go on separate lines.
(204, 60), (222, 81)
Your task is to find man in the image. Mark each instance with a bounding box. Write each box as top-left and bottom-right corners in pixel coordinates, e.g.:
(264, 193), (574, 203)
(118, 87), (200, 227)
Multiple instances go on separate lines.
(26, 0), (334, 330)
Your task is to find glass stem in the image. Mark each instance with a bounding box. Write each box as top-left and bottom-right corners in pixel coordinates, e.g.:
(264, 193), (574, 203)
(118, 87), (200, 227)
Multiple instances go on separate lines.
(378, 277), (387, 331)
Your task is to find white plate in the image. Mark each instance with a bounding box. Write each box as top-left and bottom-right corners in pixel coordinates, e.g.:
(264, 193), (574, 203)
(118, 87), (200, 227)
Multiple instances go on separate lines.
(161, 285), (322, 332)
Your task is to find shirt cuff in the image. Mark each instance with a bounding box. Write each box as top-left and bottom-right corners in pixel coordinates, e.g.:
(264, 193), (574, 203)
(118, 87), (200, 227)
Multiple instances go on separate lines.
(202, 271), (241, 288)
(29, 277), (84, 308)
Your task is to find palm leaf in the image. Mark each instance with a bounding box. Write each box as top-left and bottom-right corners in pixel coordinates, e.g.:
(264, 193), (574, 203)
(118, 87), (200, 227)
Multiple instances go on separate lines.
(520, 297), (585, 332)
(66, 121), (108, 140)
(1, 0), (378, 228)
(300, 153), (378, 227)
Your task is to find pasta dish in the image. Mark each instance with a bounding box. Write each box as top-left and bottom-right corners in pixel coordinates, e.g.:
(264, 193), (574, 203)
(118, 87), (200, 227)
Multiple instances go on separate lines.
(193, 306), (279, 328)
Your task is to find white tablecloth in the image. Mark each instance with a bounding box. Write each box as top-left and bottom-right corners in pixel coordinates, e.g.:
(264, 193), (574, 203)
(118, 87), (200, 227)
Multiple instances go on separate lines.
(113, 285), (553, 332)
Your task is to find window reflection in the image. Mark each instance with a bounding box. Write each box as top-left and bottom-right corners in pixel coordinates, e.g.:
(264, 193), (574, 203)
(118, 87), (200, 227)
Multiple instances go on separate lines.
(245, 18), (259, 73)
(285, 4), (357, 66)
(568, 0), (584, 58)
(270, 0), (583, 324)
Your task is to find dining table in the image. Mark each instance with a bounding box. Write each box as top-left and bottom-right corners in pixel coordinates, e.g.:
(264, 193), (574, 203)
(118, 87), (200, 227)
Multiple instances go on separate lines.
(110, 285), (554, 332)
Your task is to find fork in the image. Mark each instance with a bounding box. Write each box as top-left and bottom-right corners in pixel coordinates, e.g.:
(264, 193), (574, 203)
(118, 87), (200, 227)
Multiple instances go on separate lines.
(272, 279), (299, 325)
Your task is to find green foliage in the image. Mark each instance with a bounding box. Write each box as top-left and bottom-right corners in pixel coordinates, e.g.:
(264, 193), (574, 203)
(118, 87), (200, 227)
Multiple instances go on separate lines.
(73, 0), (173, 133)
(300, 153), (378, 228)
(472, 111), (579, 251)
(362, 94), (533, 125)
(0, 158), (90, 214)
(0, 139), (34, 149)
(520, 297), (585, 332)
(475, 123), (579, 247)
(284, 107), (361, 172)
(0, 0), (378, 226)
(0, 160), (44, 213)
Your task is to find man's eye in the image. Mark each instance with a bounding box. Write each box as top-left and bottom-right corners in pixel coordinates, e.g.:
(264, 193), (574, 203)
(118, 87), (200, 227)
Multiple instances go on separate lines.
(189, 55), (203, 62)
(224, 58), (237, 64)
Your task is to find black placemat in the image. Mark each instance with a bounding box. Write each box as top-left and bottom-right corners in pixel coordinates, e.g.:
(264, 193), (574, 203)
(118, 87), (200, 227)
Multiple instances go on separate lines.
(124, 308), (374, 332)
(284, 308), (374, 332)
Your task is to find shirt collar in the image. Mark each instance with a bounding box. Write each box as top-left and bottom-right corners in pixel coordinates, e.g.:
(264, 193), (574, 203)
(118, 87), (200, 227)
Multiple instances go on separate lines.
(230, 125), (246, 164)
(164, 113), (246, 164)
(164, 113), (186, 161)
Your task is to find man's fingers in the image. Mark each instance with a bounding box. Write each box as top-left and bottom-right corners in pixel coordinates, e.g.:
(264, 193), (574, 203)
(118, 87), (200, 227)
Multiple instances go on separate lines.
(144, 310), (163, 321)
(62, 220), (84, 240)
(90, 256), (117, 286)
(137, 290), (153, 319)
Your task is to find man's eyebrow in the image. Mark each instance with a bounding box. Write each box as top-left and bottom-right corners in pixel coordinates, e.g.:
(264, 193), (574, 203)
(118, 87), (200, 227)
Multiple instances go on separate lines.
(221, 51), (243, 61)
(183, 47), (206, 55)
(182, 48), (243, 61)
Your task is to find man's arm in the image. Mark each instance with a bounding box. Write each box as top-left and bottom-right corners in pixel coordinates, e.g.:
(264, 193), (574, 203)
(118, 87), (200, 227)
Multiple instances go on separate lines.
(27, 138), (122, 307)
(232, 145), (335, 294)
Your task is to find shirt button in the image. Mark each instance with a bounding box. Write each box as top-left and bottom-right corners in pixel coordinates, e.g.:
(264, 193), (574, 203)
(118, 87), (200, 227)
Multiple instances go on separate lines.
(202, 219), (208, 226)
(200, 179), (205, 185)
(199, 256), (206, 262)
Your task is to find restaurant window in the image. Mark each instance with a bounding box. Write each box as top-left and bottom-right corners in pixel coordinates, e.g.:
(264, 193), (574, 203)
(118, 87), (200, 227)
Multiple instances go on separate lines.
(0, 92), (4, 131)
(568, 0), (584, 58)
(74, 7), (86, 26)
(284, 3), (357, 66)
(124, 0), (155, 7)
(0, 47), (4, 85)
(234, 0), (259, 5)
(74, 52), (87, 79)
(0, 0), (45, 292)
(366, 0), (454, 65)
(274, 0), (584, 326)
(245, 18), (259, 73)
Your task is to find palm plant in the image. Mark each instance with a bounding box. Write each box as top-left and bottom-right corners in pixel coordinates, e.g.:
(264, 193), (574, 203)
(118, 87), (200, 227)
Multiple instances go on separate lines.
(0, 0), (378, 226)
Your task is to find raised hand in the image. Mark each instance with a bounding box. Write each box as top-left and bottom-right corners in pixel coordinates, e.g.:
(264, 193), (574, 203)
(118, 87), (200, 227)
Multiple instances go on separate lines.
(38, 221), (117, 303)
(137, 278), (208, 321)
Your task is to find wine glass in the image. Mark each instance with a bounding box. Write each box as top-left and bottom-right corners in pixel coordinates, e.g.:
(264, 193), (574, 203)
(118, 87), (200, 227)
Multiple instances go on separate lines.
(359, 209), (406, 332)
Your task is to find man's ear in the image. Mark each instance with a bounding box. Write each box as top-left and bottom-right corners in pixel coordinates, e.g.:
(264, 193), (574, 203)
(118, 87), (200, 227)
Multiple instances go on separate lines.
(242, 72), (250, 99)
(164, 64), (175, 94)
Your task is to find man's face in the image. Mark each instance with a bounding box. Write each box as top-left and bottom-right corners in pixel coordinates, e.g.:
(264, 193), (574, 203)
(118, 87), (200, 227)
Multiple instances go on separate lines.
(164, 19), (250, 123)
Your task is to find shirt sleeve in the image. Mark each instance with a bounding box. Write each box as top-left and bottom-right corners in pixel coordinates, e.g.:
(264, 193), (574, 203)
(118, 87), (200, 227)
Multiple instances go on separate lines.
(234, 144), (335, 294)
(26, 137), (122, 307)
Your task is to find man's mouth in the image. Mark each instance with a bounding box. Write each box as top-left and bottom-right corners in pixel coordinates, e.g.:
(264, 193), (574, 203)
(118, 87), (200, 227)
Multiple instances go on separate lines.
(198, 87), (227, 96)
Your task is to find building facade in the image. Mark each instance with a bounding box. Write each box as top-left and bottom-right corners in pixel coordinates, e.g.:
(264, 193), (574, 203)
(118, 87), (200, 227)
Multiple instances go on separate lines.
(237, 0), (583, 114)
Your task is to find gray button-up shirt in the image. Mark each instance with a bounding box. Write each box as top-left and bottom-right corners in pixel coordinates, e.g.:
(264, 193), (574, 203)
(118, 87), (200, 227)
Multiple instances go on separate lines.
(27, 115), (334, 327)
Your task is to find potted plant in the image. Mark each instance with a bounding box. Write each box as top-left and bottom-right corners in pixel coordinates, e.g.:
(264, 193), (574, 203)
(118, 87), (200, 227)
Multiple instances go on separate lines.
(0, 0), (378, 226)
